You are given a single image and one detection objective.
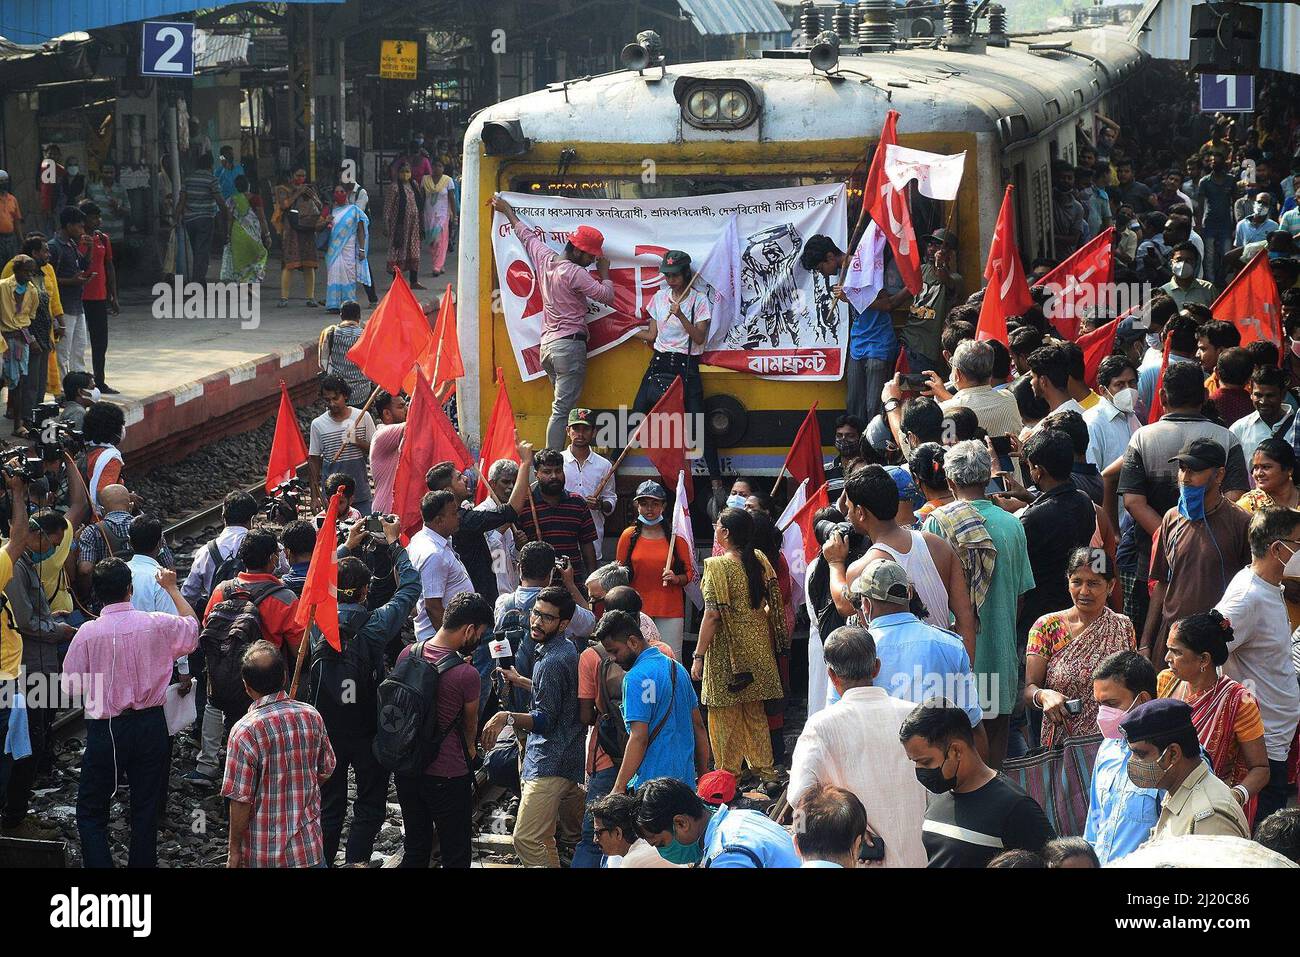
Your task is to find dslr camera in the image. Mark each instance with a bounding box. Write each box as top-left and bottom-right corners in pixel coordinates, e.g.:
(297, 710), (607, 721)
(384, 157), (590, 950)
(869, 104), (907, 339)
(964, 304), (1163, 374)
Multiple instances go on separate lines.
(265, 478), (309, 524)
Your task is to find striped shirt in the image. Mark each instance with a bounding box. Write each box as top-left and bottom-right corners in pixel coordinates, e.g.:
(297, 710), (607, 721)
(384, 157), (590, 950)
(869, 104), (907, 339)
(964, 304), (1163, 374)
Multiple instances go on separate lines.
(181, 170), (222, 222)
(221, 691), (336, 868)
(522, 486), (597, 576)
(308, 409), (375, 464)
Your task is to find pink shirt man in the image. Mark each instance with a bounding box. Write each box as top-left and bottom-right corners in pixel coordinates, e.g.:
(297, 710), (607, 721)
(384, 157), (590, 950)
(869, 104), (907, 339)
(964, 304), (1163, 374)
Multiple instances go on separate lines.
(517, 224), (616, 344)
(369, 422), (406, 514)
(61, 603), (200, 719)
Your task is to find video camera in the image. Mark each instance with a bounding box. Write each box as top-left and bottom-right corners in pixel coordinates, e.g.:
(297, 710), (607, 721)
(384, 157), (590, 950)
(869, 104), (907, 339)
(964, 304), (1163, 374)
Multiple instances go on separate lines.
(27, 401), (82, 459)
(0, 445), (44, 484)
(265, 478), (309, 524)
(335, 512), (397, 545)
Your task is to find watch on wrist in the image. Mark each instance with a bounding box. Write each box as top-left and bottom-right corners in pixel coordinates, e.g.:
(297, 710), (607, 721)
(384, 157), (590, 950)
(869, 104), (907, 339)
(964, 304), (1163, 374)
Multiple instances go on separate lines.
(505, 713), (516, 727)
(884, 399), (900, 414)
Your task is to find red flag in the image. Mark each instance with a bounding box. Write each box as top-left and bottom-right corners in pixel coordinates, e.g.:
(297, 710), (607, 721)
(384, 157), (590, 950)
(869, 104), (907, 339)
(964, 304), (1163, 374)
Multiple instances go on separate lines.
(790, 482), (832, 565)
(347, 271), (434, 394)
(975, 185), (1033, 347)
(780, 403), (825, 494)
(294, 488), (343, 651)
(1038, 227), (1115, 340)
(1078, 315), (1121, 390)
(1147, 332), (1174, 424)
(265, 380), (308, 493)
(1211, 250), (1282, 348)
(894, 347), (910, 376)
(864, 110), (922, 295)
(391, 368), (473, 537)
(403, 284), (464, 396)
(475, 368), (521, 505)
(631, 376), (690, 499)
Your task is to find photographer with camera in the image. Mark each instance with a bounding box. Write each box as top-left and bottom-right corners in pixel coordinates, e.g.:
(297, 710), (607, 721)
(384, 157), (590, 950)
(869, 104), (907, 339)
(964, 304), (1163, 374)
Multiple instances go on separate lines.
(74, 485), (174, 615)
(3, 508), (76, 839)
(310, 513), (419, 866)
(58, 371), (97, 431)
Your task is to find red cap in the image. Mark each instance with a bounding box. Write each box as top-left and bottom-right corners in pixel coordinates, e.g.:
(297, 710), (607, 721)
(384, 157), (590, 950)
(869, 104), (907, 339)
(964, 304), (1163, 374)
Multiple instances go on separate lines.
(569, 224), (605, 258)
(697, 769), (737, 806)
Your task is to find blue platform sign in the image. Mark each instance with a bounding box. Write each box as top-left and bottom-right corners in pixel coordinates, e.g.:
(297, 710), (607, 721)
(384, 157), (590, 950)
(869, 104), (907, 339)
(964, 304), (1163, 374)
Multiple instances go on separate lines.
(1199, 74), (1254, 113)
(141, 21), (195, 78)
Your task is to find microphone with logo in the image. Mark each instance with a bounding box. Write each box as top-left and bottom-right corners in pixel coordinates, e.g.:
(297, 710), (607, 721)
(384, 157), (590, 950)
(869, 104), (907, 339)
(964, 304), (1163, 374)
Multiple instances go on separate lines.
(490, 608), (526, 711)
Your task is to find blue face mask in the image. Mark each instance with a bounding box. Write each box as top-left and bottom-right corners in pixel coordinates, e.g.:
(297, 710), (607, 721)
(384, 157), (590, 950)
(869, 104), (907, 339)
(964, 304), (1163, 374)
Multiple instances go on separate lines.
(637, 512), (664, 526)
(1178, 483), (1208, 521)
(14, 283), (27, 295)
(30, 546), (56, 563)
(658, 834), (704, 865)
(726, 494), (747, 509)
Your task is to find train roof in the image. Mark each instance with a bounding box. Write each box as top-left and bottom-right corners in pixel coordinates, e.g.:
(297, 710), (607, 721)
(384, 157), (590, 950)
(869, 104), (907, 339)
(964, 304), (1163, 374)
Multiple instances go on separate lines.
(467, 26), (1146, 152)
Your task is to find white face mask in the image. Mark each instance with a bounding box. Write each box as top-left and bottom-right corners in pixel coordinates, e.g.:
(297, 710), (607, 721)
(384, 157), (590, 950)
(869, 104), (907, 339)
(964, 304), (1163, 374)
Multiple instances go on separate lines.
(1254, 202), (1271, 217)
(1171, 261), (1194, 279)
(67, 165), (80, 176)
(1110, 387), (1138, 414)
(1281, 542), (1300, 579)
(1145, 332), (1162, 351)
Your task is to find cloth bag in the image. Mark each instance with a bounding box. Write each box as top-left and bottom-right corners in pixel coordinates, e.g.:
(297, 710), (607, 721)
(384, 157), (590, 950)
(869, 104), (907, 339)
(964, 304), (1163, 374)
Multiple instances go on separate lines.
(1001, 732), (1103, 838)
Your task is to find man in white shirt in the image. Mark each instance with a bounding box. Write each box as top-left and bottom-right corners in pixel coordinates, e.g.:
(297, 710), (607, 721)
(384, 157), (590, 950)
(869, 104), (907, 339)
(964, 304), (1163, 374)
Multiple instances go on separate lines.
(1229, 366), (1290, 471)
(126, 515), (174, 614)
(406, 489), (474, 641)
(476, 459), (522, 596)
(1084, 355), (1141, 473)
(793, 783), (874, 868)
(561, 409), (616, 559)
(1216, 507), (1300, 825)
(1023, 343), (1088, 449)
(788, 625), (928, 868)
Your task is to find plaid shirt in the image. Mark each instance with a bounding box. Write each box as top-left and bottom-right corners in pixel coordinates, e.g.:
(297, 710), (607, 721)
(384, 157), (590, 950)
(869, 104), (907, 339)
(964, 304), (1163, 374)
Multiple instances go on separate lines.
(77, 511), (177, 568)
(221, 691), (336, 868)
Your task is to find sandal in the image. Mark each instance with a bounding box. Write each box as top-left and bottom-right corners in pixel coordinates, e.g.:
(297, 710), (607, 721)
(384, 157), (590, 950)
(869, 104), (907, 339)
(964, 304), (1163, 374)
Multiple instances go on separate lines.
(277, 298), (289, 308)
(304, 299), (320, 307)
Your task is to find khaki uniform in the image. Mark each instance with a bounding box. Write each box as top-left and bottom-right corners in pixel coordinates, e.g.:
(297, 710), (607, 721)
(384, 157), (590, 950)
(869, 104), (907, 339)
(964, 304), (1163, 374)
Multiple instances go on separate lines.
(1147, 761), (1249, 843)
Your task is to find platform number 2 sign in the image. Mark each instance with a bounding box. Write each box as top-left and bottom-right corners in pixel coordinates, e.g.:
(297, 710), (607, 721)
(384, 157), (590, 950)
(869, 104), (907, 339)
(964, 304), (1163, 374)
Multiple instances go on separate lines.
(141, 21), (196, 78)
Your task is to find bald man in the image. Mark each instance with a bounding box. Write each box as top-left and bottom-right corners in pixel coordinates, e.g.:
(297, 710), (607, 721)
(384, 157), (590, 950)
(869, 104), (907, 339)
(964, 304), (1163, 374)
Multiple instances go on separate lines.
(76, 484), (172, 610)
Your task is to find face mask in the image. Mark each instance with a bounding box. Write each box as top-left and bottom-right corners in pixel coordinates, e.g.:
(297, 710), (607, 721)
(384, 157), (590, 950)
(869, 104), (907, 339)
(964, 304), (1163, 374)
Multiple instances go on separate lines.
(835, 437), (861, 456)
(637, 513), (664, 526)
(1145, 332), (1162, 351)
(1254, 203), (1270, 217)
(414, 138), (424, 147)
(1110, 387), (1138, 414)
(726, 494), (747, 509)
(81, 387), (101, 403)
(67, 166), (79, 176)
(14, 283), (27, 295)
(1171, 261), (1194, 279)
(914, 748), (959, 795)
(334, 189), (347, 204)
(1279, 541), (1300, 579)
(1126, 747), (1171, 790)
(659, 824), (706, 865)
(1096, 698), (1140, 739)
(1178, 483), (1208, 521)
(30, 546), (56, 563)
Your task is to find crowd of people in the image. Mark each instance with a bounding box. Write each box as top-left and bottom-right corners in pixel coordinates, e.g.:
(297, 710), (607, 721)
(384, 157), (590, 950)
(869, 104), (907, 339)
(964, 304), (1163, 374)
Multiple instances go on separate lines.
(3, 68), (1300, 871)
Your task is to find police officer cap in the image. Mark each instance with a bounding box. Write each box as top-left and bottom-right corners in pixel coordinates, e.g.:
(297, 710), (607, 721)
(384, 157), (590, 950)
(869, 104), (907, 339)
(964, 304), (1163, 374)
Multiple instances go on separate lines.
(1119, 698), (1196, 745)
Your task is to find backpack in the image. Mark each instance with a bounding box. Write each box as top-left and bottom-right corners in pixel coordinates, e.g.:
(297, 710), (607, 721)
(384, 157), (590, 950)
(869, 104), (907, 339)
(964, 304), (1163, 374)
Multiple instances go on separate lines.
(94, 520), (133, 563)
(372, 641), (466, 775)
(198, 540), (245, 613)
(594, 646), (678, 765)
(308, 608), (382, 735)
(201, 580), (292, 716)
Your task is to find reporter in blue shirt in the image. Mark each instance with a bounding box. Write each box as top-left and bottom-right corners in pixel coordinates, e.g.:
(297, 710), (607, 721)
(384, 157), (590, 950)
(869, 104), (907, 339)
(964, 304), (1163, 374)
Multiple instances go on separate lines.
(594, 610), (710, 795)
(793, 783), (873, 868)
(635, 777), (799, 868)
(1084, 650), (1161, 864)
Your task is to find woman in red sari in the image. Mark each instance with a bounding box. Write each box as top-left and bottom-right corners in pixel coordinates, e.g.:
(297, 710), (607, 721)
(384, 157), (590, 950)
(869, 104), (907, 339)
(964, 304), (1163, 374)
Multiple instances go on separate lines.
(1159, 610), (1270, 825)
(1025, 547), (1136, 748)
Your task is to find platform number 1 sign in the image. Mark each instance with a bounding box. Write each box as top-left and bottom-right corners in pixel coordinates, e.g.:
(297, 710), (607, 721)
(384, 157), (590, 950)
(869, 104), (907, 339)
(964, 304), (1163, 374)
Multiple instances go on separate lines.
(141, 21), (196, 78)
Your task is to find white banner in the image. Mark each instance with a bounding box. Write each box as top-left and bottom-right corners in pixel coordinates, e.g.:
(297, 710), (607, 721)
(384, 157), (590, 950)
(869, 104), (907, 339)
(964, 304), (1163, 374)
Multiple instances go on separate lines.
(490, 184), (850, 382)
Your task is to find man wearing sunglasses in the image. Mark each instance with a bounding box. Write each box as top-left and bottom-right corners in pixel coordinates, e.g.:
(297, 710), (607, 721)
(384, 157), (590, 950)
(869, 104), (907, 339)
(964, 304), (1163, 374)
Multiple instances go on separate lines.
(482, 585), (585, 867)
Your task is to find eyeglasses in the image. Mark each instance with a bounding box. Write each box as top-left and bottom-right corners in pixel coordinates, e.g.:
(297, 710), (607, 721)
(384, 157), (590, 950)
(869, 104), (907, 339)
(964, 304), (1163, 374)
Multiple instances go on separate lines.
(530, 609), (561, 623)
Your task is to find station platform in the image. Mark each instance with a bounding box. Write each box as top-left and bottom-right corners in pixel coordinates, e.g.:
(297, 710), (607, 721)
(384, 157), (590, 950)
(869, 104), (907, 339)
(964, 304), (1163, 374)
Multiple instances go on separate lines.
(95, 245), (458, 468)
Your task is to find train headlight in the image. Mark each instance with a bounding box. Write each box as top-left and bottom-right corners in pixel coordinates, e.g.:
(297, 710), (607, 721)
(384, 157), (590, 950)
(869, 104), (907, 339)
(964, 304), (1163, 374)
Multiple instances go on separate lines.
(676, 80), (761, 130)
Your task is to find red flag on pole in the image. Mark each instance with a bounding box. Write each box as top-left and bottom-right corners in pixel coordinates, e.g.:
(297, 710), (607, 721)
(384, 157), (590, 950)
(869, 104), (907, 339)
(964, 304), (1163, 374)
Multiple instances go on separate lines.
(789, 482), (832, 564)
(265, 380), (308, 493)
(475, 368), (522, 504)
(403, 284), (464, 396)
(1038, 227), (1115, 341)
(391, 367), (472, 537)
(975, 185), (1033, 347)
(1211, 250), (1282, 348)
(294, 488), (343, 651)
(347, 271), (434, 394)
(631, 376), (691, 499)
(1147, 332), (1174, 424)
(780, 403), (825, 494)
(894, 347), (910, 376)
(864, 110), (923, 295)
(1078, 315), (1121, 390)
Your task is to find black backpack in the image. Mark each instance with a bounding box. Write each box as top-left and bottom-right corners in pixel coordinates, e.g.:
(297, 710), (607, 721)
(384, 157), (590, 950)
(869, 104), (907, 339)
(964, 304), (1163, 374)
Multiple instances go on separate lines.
(201, 580), (292, 716)
(198, 540), (245, 613)
(372, 641), (465, 774)
(594, 645), (678, 765)
(94, 520), (133, 563)
(308, 608), (382, 736)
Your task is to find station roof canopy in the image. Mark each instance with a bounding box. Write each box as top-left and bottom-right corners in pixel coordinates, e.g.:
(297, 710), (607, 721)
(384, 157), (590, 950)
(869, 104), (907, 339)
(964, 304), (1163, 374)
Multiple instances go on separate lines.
(0, 0), (344, 45)
(1127, 0), (1300, 75)
(677, 0), (791, 36)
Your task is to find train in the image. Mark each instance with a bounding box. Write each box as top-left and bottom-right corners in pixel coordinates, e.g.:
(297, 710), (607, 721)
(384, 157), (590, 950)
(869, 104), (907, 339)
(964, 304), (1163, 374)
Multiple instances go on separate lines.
(456, 14), (1148, 478)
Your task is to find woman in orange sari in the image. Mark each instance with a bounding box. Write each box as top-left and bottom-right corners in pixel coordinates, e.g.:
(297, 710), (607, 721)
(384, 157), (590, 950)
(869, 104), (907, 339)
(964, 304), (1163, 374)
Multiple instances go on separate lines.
(1025, 547), (1136, 748)
(1159, 610), (1270, 825)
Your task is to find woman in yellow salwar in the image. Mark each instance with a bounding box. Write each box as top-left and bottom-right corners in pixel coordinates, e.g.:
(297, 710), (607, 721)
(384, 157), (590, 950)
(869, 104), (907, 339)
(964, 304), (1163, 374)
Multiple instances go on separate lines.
(691, 506), (788, 789)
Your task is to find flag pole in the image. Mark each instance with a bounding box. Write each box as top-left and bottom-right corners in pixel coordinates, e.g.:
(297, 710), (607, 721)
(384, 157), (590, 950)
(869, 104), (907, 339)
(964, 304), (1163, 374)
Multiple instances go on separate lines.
(288, 607), (315, 700)
(837, 142), (879, 288)
(592, 442), (634, 500)
(769, 464), (787, 499)
(329, 385), (382, 466)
